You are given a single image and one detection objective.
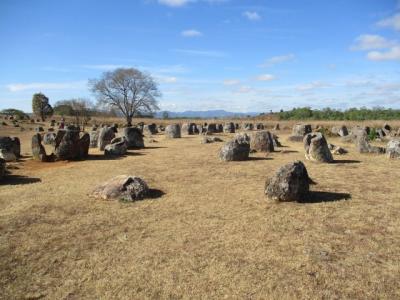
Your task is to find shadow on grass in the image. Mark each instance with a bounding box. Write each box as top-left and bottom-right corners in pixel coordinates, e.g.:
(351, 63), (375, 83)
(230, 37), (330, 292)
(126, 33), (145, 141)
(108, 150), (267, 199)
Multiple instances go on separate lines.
(143, 146), (167, 149)
(147, 189), (165, 199)
(332, 159), (361, 164)
(248, 157), (273, 161)
(124, 151), (145, 156)
(119, 189), (165, 204)
(278, 150), (299, 154)
(300, 191), (351, 203)
(86, 154), (124, 161)
(0, 175), (41, 186)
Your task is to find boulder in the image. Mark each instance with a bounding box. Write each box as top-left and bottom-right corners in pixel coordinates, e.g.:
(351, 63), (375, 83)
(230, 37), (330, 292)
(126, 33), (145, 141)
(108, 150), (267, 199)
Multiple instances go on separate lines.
(376, 128), (386, 139)
(43, 132), (57, 145)
(0, 136), (20, 158)
(206, 123), (217, 134)
(219, 139), (250, 161)
(54, 130), (89, 160)
(292, 124), (312, 136)
(288, 124), (312, 142)
(104, 137), (128, 156)
(250, 131), (274, 152)
(216, 124), (223, 133)
(234, 133), (250, 144)
(265, 161), (310, 202)
(355, 131), (385, 154)
(332, 146), (348, 155)
(303, 132), (333, 163)
(0, 149), (16, 162)
(338, 126), (349, 137)
(79, 133), (90, 159)
(123, 127), (144, 149)
(182, 123), (198, 135)
(55, 130), (79, 160)
(165, 124), (181, 138)
(91, 175), (149, 201)
(332, 126), (348, 137)
(256, 123), (265, 130)
(98, 127), (116, 151)
(201, 136), (223, 144)
(143, 123), (158, 135)
(0, 158), (5, 180)
(32, 134), (51, 162)
(383, 123), (391, 135)
(223, 122), (235, 133)
(89, 131), (99, 148)
(243, 123), (254, 130)
(387, 139), (400, 159)
(272, 134), (282, 148)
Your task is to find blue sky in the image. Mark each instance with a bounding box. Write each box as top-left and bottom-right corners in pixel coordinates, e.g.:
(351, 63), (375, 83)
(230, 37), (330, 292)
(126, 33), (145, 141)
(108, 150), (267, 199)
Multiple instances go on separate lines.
(0, 0), (399, 113)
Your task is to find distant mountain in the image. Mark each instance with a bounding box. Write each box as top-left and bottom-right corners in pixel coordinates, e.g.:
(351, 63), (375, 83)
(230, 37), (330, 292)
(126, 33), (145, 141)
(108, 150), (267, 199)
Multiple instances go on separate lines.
(155, 110), (259, 119)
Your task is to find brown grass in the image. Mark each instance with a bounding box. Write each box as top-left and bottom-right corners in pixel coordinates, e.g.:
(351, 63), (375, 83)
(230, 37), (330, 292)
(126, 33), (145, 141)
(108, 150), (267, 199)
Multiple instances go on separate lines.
(0, 121), (400, 299)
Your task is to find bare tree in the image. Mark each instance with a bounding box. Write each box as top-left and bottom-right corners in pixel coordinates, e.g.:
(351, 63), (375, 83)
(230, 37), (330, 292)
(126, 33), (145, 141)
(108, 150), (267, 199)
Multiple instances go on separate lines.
(54, 99), (93, 129)
(89, 68), (160, 126)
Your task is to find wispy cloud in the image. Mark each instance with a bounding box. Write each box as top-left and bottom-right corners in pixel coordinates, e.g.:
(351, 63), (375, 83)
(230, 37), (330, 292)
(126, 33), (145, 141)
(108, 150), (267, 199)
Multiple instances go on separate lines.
(181, 29), (203, 37)
(243, 11), (261, 21)
(157, 0), (228, 7)
(350, 34), (396, 50)
(377, 13), (400, 31)
(172, 48), (227, 57)
(350, 34), (400, 61)
(158, 0), (191, 7)
(223, 79), (240, 85)
(235, 85), (253, 93)
(259, 54), (295, 67)
(6, 81), (86, 92)
(367, 46), (400, 61)
(156, 76), (178, 83)
(296, 81), (330, 91)
(256, 74), (275, 81)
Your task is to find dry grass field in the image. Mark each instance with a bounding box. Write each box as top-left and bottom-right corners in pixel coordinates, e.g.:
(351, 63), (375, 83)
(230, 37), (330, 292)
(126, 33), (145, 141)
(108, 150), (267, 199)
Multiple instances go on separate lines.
(1, 120), (400, 299)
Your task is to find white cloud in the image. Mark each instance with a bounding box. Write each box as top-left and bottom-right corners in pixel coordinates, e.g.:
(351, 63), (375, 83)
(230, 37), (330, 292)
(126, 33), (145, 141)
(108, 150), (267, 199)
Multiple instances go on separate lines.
(256, 74), (275, 81)
(236, 85), (253, 93)
(172, 48), (227, 57)
(157, 76), (178, 83)
(296, 81), (330, 91)
(243, 11), (261, 21)
(377, 13), (400, 31)
(259, 54), (295, 67)
(181, 29), (203, 37)
(6, 81), (86, 92)
(157, 0), (227, 7)
(158, 0), (190, 7)
(350, 34), (396, 50)
(367, 46), (400, 61)
(223, 79), (240, 85)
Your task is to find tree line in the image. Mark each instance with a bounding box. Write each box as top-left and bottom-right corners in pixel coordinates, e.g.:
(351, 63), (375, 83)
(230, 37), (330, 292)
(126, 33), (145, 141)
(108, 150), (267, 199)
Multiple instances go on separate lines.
(278, 107), (400, 121)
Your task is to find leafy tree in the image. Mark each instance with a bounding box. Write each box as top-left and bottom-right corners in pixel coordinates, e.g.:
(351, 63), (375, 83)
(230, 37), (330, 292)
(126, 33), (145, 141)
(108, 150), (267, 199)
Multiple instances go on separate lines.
(0, 108), (29, 120)
(32, 93), (53, 121)
(162, 111), (169, 119)
(89, 68), (160, 126)
(53, 103), (74, 116)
